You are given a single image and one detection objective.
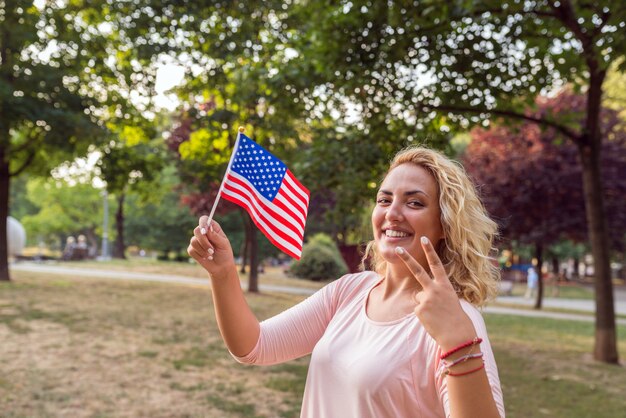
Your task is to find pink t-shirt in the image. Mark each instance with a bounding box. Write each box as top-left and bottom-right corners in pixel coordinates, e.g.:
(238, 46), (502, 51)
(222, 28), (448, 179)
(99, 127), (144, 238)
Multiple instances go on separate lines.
(233, 271), (505, 418)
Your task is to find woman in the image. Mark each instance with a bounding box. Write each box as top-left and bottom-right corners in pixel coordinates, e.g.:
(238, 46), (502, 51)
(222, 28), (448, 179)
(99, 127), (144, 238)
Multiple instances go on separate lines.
(188, 146), (505, 418)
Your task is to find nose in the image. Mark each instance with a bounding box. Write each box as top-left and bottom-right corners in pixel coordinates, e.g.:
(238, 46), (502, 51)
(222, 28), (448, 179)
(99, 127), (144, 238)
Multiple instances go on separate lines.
(385, 200), (404, 222)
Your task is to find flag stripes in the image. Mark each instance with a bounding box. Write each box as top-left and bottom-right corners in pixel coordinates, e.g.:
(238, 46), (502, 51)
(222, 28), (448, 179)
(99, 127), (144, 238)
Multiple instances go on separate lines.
(217, 133), (310, 259)
(223, 172), (304, 240)
(221, 171), (308, 259)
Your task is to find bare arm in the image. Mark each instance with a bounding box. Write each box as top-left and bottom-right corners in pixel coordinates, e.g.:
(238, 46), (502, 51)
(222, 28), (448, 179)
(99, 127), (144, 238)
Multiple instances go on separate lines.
(440, 339), (502, 418)
(187, 216), (259, 357)
(395, 239), (502, 418)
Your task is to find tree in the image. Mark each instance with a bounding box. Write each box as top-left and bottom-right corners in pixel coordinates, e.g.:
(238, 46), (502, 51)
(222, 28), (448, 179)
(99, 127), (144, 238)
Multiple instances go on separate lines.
(546, 239), (588, 281)
(161, 1), (314, 292)
(463, 92), (626, 309)
(8, 174), (38, 222)
(124, 165), (197, 259)
(97, 128), (165, 259)
(287, 0), (625, 364)
(20, 177), (106, 254)
(0, 1), (108, 280)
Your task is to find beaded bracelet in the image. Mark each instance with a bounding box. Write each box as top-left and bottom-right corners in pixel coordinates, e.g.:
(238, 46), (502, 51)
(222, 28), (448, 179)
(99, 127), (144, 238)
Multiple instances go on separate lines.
(442, 352), (484, 371)
(440, 337), (483, 360)
(447, 361), (485, 377)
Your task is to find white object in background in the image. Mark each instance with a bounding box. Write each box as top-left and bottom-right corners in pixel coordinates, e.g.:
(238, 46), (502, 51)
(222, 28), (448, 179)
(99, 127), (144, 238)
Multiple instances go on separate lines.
(7, 216), (26, 256)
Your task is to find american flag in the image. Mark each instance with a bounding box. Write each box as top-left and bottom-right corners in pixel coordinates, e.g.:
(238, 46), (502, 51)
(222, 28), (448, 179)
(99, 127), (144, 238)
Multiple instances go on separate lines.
(220, 133), (309, 259)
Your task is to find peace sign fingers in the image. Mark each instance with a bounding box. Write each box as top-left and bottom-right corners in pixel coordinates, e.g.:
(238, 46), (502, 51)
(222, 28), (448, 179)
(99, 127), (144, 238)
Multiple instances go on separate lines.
(394, 246), (433, 290)
(420, 236), (453, 288)
(395, 237), (476, 350)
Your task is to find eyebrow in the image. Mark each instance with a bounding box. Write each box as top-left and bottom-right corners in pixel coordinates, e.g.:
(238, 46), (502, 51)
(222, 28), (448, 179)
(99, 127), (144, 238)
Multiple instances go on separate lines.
(378, 189), (430, 198)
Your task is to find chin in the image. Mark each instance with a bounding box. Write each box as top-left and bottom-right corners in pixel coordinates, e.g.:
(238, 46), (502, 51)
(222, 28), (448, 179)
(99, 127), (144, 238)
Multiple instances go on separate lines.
(377, 246), (403, 263)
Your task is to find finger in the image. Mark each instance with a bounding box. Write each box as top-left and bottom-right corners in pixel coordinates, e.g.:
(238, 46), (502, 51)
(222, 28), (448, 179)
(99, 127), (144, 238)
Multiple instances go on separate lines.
(188, 244), (213, 262)
(206, 220), (230, 249)
(198, 218), (230, 252)
(193, 226), (212, 251)
(190, 235), (214, 258)
(394, 247), (432, 289)
(413, 291), (423, 305)
(420, 236), (448, 284)
(197, 216), (225, 236)
(207, 219), (226, 236)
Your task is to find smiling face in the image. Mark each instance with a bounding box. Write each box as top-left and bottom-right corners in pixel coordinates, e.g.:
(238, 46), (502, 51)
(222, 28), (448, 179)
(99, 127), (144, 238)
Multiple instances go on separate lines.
(372, 163), (445, 270)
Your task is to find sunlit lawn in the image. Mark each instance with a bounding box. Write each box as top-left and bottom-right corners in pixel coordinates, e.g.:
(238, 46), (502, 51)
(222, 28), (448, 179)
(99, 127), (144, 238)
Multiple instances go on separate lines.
(486, 315), (626, 418)
(1, 270), (624, 417)
(508, 281), (595, 300)
(1, 270), (309, 418)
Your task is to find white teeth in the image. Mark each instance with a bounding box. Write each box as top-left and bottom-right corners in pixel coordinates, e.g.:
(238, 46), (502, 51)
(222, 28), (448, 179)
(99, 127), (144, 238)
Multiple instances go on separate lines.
(385, 230), (410, 238)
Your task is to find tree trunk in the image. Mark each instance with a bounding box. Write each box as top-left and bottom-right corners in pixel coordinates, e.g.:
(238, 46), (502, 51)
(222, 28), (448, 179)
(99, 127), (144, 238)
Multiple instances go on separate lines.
(579, 142), (618, 363)
(239, 229), (250, 274)
(534, 243), (543, 310)
(551, 256), (559, 277)
(573, 257), (580, 280)
(239, 210), (249, 274)
(0, 20), (11, 281)
(112, 193), (126, 259)
(578, 64), (618, 363)
(0, 153), (10, 281)
(247, 216), (259, 293)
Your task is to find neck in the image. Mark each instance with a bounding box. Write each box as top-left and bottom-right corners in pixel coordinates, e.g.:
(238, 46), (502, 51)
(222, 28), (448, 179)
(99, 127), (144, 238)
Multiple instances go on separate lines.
(379, 264), (422, 298)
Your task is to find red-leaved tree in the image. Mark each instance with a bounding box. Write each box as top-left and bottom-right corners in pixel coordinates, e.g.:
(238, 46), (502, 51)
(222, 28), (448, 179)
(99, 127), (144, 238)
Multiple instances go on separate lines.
(463, 92), (626, 310)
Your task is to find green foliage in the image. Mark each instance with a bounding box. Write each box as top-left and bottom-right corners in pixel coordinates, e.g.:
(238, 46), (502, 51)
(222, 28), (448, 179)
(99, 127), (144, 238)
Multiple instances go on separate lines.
(288, 234), (348, 281)
(1, 1), (112, 179)
(20, 177), (106, 248)
(0, 0), (162, 276)
(98, 140), (165, 194)
(547, 240), (588, 261)
(288, 1), (625, 129)
(603, 59), (626, 125)
(8, 175), (38, 221)
(124, 166), (196, 255)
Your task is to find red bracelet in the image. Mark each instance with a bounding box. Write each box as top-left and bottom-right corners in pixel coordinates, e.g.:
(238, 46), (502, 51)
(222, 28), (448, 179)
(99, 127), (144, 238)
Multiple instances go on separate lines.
(447, 362), (485, 377)
(440, 337), (483, 360)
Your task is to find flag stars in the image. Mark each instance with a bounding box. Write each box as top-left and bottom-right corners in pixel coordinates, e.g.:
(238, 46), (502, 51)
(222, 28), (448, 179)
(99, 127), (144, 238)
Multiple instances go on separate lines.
(230, 136), (289, 200)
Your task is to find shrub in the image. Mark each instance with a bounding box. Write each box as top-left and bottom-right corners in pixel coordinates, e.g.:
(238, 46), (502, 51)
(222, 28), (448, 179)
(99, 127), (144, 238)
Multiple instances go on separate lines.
(288, 234), (349, 281)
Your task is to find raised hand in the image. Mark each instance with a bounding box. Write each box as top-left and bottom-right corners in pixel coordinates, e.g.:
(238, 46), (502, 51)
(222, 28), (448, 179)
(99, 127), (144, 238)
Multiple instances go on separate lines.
(187, 216), (236, 278)
(395, 236), (477, 351)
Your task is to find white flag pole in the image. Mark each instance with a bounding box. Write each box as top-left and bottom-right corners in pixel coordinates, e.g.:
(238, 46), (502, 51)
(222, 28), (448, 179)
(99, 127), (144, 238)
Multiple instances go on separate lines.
(205, 126), (245, 228)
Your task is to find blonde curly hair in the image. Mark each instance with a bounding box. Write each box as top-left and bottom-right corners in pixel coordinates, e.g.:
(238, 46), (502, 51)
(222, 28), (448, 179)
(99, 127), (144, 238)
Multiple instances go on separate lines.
(363, 146), (500, 306)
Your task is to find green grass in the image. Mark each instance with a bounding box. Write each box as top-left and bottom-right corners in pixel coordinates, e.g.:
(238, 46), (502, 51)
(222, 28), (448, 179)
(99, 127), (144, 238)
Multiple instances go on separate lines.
(206, 395), (261, 417)
(1, 269), (624, 417)
(509, 282), (595, 299)
(490, 301), (626, 320)
(0, 301), (86, 334)
(485, 314), (626, 418)
(172, 346), (217, 370)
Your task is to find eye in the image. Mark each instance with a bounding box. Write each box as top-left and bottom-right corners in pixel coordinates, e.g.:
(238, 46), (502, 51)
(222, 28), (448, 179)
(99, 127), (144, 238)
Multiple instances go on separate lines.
(376, 197), (391, 205)
(408, 200), (424, 208)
